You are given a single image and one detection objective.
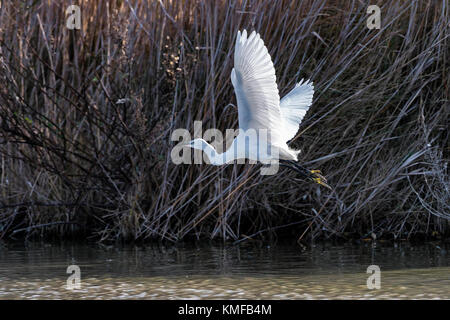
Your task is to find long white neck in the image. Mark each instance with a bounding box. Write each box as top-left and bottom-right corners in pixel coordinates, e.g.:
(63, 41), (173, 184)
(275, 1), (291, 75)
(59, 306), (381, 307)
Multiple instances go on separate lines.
(201, 142), (226, 165)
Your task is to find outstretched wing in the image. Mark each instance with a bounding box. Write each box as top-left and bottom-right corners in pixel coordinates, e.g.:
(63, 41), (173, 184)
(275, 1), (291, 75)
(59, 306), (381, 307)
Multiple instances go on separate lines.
(231, 30), (283, 142)
(279, 79), (314, 142)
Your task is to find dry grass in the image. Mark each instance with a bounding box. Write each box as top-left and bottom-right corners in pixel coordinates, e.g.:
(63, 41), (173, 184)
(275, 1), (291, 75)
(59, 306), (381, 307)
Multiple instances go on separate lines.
(0, 0), (448, 242)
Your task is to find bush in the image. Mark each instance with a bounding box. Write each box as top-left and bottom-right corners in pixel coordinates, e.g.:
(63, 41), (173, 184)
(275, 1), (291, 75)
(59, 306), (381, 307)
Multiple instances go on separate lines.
(0, 0), (448, 242)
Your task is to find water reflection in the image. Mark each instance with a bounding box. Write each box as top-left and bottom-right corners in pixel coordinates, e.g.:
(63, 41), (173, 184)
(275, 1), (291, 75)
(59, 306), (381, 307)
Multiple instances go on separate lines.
(0, 242), (448, 299)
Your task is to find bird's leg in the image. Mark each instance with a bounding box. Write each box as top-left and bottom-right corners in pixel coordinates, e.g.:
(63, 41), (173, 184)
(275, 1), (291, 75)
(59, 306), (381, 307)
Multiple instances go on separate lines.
(279, 160), (332, 190)
(279, 160), (310, 178)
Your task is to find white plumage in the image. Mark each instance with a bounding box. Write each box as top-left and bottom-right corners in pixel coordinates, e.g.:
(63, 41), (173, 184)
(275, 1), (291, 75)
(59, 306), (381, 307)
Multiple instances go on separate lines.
(187, 29), (315, 166)
(280, 79), (314, 142)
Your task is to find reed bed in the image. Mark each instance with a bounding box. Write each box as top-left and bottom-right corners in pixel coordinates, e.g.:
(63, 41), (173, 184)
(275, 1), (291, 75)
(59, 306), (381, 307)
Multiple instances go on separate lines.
(0, 0), (448, 242)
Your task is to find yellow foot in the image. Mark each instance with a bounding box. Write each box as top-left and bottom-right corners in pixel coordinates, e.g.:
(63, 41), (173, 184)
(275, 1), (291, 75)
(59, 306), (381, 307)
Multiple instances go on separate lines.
(313, 177), (332, 190)
(311, 170), (327, 182)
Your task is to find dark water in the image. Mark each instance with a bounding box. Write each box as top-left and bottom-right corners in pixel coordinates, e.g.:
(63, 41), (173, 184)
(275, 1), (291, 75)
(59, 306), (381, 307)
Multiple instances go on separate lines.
(0, 242), (449, 299)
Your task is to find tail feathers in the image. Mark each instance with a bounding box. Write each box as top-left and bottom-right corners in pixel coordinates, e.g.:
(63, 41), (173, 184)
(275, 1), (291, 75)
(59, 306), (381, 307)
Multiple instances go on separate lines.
(284, 147), (301, 161)
(291, 148), (301, 160)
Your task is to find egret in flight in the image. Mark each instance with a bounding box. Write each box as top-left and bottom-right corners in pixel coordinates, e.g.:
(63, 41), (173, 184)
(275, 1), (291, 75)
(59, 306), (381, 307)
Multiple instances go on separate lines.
(186, 30), (330, 189)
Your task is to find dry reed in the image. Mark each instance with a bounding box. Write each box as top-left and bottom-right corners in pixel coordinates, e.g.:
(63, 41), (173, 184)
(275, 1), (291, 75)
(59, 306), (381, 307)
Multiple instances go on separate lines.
(0, 0), (448, 242)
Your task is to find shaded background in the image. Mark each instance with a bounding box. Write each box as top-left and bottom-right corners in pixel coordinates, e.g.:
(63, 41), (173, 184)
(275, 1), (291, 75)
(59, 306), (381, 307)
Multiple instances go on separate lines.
(0, 0), (448, 242)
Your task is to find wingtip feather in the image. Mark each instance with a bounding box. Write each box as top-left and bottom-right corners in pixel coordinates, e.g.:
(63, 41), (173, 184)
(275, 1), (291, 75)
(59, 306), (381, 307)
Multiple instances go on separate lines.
(242, 29), (247, 42)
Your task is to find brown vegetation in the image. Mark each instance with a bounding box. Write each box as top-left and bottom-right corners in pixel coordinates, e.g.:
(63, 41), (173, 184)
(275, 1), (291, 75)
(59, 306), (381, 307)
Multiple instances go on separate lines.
(0, 0), (448, 242)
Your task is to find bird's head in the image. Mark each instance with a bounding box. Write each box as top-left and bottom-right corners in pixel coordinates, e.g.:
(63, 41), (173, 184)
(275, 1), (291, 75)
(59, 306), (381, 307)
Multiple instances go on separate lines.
(184, 138), (208, 151)
(183, 138), (220, 165)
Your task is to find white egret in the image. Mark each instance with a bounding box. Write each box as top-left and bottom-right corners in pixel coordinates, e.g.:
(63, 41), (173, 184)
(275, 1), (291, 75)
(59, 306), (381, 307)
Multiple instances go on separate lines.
(186, 30), (330, 188)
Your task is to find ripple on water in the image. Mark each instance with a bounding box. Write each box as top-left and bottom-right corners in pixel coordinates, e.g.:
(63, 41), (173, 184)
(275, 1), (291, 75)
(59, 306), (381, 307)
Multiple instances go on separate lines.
(0, 243), (449, 299)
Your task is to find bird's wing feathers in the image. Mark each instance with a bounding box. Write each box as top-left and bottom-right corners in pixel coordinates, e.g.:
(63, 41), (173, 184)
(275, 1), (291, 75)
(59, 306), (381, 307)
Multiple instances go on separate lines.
(279, 79), (314, 142)
(231, 30), (283, 142)
(231, 30), (314, 144)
